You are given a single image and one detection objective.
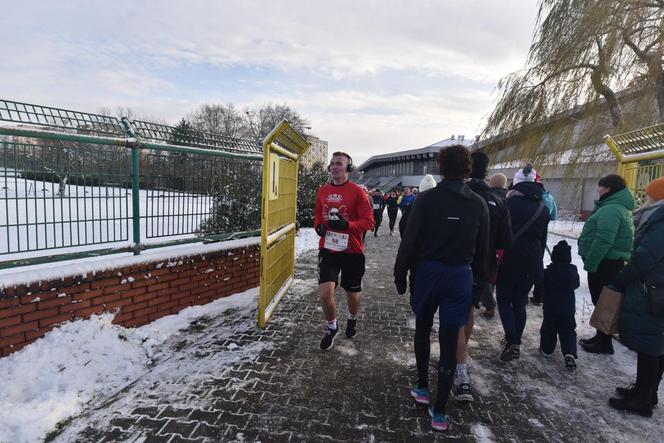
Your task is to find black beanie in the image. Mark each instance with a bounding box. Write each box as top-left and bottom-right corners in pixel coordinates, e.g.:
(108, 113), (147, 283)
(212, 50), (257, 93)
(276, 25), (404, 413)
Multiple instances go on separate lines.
(551, 240), (572, 263)
(470, 151), (490, 179)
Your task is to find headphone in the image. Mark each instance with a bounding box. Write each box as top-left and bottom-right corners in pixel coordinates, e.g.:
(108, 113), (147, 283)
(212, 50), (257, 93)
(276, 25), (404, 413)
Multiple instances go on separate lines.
(328, 152), (354, 173)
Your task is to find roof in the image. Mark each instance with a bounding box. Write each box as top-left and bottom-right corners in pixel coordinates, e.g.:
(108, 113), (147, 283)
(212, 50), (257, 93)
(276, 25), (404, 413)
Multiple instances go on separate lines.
(357, 136), (474, 171)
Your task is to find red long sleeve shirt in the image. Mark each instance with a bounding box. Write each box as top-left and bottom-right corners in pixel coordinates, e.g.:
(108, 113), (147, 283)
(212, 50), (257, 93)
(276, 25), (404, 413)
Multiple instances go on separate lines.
(314, 181), (374, 254)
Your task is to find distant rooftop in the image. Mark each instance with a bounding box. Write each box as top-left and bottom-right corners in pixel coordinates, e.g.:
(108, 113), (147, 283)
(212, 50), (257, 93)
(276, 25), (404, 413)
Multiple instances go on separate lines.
(358, 135), (475, 171)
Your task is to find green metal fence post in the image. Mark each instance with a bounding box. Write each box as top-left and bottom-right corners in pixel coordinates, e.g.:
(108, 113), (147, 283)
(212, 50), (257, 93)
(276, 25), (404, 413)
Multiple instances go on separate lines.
(131, 145), (141, 255)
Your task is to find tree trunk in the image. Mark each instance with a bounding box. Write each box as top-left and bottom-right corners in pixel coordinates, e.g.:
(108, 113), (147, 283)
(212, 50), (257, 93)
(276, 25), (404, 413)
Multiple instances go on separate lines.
(591, 68), (623, 127)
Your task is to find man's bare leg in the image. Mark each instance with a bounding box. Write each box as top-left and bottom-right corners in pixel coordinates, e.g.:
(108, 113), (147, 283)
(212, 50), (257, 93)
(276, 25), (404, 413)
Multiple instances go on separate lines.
(345, 291), (361, 338)
(319, 282), (337, 322)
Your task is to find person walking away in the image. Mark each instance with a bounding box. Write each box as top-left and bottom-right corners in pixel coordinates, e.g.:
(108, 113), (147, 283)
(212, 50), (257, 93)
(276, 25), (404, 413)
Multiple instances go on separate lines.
(578, 174), (635, 354)
(530, 174), (559, 305)
(400, 175), (437, 301)
(608, 177), (664, 417)
(539, 240), (580, 370)
(497, 165), (550, 361)
(394, 145), (489, 432)
(314, 152), (374, 350)
(489, 173), (508, 200)
(386, 190), (399, 235)
(455, 151), (512, 401)
(371, 189), (386, 237)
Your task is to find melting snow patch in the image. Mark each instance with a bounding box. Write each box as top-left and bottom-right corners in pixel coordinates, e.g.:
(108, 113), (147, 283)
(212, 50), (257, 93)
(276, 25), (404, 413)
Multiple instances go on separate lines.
(471, 423), (496, 442)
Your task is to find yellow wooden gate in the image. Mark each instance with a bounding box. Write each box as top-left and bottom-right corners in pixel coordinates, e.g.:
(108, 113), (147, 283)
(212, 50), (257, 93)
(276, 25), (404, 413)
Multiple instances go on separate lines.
(604, 123), (664, 204)
(258, 120), (310, 328)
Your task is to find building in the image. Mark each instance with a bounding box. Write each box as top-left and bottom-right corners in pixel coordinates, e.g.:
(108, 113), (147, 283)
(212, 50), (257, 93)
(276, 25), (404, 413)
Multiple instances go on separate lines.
(301, 135), (328, 168)
(356, 136), (474, 191)
(476, 89), (660, 218)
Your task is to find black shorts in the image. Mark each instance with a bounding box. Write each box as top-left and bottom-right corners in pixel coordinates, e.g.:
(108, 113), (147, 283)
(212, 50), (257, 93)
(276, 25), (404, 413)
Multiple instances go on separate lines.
(318, 249), (366, 292)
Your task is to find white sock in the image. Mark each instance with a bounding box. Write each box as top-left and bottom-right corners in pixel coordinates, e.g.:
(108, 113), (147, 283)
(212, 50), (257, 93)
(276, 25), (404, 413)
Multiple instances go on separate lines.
(327, 319), (337, 330)
(348, 312), (357, 320)
(456, 364), (469, 384)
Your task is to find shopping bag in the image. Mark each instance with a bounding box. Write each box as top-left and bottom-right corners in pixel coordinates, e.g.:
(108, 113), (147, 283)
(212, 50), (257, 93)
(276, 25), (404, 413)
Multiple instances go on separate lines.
(589, 286), (624, 335)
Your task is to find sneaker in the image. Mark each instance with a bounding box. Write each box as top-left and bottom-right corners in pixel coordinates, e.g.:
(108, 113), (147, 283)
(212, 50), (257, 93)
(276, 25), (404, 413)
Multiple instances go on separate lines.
(320, 326), (338, 351)
(564, 354), (577, 370)
(410, 386), (430, 405)
(454, 383), (474, 402)
(500, 344), (520, 362)
(346, 319), (357, 339)
(539, 348), (553, 358)
(428, 406), (449, 431)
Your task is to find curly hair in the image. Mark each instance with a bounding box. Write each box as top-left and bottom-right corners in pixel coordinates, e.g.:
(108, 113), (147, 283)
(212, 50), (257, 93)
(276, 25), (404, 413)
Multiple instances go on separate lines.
(437, 144), (471, 180)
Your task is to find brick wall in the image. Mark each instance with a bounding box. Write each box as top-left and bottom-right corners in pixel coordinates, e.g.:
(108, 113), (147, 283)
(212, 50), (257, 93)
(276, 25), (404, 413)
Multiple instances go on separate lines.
(0, 245), (259, 358)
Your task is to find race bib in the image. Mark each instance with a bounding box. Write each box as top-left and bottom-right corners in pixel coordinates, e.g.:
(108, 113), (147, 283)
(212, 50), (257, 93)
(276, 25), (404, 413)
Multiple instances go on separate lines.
(373, 203), (380, 210)
(324, 231), (349, 251)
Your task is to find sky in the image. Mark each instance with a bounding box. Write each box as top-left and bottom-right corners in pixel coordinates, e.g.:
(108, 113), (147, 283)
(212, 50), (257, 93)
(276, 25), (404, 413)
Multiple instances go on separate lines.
(0, 1), (539, 165)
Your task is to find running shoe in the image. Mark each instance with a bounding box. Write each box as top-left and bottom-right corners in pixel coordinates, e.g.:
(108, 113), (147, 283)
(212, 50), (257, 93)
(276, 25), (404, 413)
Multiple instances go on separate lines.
(454, 383), (474, 402)
(410, 386), (430, 405)
(428, 406), (449, 431)
(346, 318), (357, 339)
(319, 326), (338, 351)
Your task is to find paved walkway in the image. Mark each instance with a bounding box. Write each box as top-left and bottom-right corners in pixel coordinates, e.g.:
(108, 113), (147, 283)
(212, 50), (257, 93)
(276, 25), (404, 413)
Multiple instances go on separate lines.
(52, 225), (663, 442)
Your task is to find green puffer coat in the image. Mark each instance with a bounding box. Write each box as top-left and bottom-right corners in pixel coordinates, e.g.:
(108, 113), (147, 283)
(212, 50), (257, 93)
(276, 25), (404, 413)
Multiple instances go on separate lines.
(578, 187), (635, 273)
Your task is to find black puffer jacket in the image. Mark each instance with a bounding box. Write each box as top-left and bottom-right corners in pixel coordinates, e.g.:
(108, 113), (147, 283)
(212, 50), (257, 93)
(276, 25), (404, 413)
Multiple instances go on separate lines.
(498, 181), (550, 285)
(467, 178), (513, 276)
(394, 179), (490, 284)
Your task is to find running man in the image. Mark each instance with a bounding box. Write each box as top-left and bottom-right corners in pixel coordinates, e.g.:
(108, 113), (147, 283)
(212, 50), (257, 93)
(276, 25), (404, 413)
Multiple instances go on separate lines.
(314, 152), (374, 350)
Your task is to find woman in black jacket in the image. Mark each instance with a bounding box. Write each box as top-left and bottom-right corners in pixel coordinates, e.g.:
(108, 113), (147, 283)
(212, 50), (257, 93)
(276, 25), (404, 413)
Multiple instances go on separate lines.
(496, 166), (550, 361)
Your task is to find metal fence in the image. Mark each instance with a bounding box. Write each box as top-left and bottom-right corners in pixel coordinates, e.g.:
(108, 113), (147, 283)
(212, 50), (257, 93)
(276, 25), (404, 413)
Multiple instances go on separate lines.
(0, 99), (263, 269)
(604, 122), (664, 204)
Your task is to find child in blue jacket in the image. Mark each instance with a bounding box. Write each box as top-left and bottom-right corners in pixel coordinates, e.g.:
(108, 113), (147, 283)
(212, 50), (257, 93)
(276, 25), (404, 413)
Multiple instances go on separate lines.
(540, 240), (580, 369)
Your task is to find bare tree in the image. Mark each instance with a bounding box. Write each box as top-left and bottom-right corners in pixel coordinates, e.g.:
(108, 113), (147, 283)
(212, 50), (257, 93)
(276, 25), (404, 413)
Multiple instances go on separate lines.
(242, 104), (310, 143)
(618, 0), (664, 119)
(189, 103), (244, 138)
(484, 0), (626, 141)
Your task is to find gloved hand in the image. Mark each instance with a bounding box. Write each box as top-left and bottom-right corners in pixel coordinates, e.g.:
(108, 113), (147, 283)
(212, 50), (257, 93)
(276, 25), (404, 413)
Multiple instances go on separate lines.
(315, 223), (326, 237)
(395, 277), (407, 295)
(328, 218), (349, 230)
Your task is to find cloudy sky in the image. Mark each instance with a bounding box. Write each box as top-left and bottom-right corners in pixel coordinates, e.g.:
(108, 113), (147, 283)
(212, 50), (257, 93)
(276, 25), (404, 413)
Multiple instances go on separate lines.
(1, 1), (538, 165)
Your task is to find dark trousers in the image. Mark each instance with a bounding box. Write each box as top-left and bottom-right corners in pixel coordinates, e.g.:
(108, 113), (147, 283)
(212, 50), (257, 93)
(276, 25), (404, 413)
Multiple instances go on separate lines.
(531, 281), (544, 303)
(387, 208), (398, 231)
(496, 280), (532, 345)
(373, 212), (383, 234)
(588, 259), (625, 305)
(540, 314), (577, 357)
(414, 303), (459, 413)
(587, 259), (624, 343)
(635, 353), (664, 399)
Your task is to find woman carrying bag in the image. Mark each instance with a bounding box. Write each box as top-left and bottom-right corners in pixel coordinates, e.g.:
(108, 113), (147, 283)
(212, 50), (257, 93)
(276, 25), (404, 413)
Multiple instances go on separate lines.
(578, 174), (635, 354)
(608, 177), (664, 417)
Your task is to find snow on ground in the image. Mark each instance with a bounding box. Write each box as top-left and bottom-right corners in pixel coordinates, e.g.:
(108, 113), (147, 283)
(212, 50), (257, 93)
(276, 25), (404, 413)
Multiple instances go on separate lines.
(0, 288), (258, 443)
(295, 227), (318, 257)
(0, 228), (320, 443)
(0, 236), (260, 288)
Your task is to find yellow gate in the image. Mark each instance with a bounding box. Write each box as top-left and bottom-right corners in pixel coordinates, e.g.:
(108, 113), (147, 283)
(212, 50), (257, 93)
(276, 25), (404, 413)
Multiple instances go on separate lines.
(604, 122), (664, 203)
(258, 120), (310, 328)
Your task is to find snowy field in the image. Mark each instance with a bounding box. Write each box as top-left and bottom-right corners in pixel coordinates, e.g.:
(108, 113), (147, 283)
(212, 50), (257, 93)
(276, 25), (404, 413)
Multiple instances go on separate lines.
(1, 177), (213, 260)
(0, 228), (318, 443)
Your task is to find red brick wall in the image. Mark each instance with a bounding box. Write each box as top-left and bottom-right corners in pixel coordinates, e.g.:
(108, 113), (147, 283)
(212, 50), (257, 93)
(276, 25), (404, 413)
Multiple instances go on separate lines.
(0, 245), (259, 357)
